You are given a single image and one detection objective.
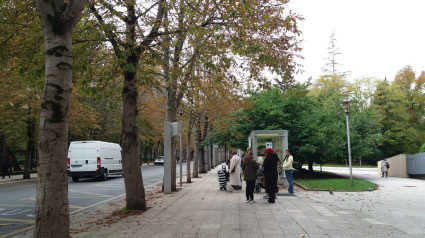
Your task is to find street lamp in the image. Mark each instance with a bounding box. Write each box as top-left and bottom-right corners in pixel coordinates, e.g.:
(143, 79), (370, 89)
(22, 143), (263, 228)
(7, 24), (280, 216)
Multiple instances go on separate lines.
(341, 100), (353, 186)
(178, 105), (184, 187)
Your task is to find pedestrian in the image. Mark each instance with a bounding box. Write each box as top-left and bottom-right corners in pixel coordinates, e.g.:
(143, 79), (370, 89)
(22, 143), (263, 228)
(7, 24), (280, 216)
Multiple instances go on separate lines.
(2, 153), (12, 179)
(257, 152), (265, 165)
(282, 150), (294, 194)
(263, 148), (279, 203)
(381, 158), (390, 177)
(240, 151), (245, 168)
(242, 149), (258, 203)
(229, 151), (242, 190)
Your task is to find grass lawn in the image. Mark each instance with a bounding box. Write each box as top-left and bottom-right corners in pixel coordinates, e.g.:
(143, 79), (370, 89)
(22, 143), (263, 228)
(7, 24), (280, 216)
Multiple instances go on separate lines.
(293, 170), (376, 191)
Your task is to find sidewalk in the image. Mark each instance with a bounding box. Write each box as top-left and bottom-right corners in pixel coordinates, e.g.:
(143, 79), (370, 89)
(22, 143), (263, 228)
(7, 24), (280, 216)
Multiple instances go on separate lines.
(0, 173), (37, 183)
(75, 166), (414, 238)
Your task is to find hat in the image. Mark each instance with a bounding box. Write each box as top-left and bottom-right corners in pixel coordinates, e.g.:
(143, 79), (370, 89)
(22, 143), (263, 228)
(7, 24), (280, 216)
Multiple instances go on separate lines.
(265, 148), (274, 154)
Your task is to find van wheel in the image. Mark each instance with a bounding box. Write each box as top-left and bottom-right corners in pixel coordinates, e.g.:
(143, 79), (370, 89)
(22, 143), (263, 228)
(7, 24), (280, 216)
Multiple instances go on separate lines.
(101, 170), (108, 181)
(72, 176), (80, 182)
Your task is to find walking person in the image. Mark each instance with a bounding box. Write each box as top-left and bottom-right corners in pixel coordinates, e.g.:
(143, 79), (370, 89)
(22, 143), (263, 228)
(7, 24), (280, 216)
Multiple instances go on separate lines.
(229, 151), (242, 190)
(242, 149), (258, 203)
(2, 153), (12, 179)
(282, 150), (294, 194)
(381, 158), (390, 177)
(263, 148), (279, 203)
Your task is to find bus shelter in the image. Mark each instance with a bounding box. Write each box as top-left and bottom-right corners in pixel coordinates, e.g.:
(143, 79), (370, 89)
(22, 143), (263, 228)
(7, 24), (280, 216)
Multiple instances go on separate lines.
(248, 130), (288, 162)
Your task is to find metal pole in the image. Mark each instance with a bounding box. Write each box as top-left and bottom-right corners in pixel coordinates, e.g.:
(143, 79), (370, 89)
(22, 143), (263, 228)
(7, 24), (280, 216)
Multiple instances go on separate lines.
(179, 131), (182, 187)
(345, 113), (353, 186)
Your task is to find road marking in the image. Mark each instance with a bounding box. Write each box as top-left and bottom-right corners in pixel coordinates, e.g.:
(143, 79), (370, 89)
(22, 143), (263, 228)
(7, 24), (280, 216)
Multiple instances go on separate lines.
(1, 180), (163, 238)
(0, 225), (34, 238)
(69, 193), (126, 214)
(1, 209), (32, 216)
(0, 204), (34, 207)
(90, 184), (125, 189)
(69, 180), (162, 215)
(19, 197), (36, 201)
(0, 218), (34, 224)
(0, 184), (34, 191)
(68, 189), (113, 198)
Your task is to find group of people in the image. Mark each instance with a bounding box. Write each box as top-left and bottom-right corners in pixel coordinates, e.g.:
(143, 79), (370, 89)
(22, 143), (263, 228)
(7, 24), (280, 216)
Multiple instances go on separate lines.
(227, 147), (294, 204)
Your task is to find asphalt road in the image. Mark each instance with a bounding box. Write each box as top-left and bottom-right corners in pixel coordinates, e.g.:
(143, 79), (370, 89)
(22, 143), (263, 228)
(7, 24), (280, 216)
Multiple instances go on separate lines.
(0, 162), (192, 238)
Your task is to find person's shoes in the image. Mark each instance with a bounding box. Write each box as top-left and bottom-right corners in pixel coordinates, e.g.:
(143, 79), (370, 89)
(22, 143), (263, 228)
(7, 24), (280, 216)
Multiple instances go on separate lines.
(1, 177), (4, 179)
(249, 200), (256, 204)
(246, 200), (250, 203)
(267, 200), (275, 203)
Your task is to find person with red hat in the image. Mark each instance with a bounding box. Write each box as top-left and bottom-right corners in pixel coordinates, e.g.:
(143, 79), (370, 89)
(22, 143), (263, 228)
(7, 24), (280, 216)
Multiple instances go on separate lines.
(263, 148), (279, 203)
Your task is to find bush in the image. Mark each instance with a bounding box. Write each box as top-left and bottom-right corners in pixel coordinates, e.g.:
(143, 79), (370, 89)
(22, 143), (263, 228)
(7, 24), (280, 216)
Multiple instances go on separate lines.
(420, 143), (425, 153)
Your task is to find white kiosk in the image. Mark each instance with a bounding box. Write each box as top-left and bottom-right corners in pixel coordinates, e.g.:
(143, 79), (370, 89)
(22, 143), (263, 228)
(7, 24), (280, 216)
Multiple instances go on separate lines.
(249, 130), (289, 187)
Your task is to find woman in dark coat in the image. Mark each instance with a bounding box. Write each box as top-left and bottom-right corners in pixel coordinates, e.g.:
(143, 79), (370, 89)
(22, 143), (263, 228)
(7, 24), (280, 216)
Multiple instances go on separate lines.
(263, 148), (279, 203)
(242, 151), (259, 203)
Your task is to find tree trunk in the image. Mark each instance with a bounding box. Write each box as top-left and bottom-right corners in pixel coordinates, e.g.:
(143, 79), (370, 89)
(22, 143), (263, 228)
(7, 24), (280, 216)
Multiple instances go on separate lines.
(35, 21), (71, 238)
(24, 117), (35, 179)
(186, 124), (192, 183)
(122, 67), (145, 209)
(308, 160), (314, 173)
(121, 4), (145, 208)
(196, 118), (205, 173)
(0, 135), (5, 174)
(34, 1), (86, 237)
(192, 119), (200, 177)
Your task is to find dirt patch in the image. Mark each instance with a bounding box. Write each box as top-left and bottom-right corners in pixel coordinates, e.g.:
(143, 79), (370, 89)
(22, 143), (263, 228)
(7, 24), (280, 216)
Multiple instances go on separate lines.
(70, 183), (163, 236)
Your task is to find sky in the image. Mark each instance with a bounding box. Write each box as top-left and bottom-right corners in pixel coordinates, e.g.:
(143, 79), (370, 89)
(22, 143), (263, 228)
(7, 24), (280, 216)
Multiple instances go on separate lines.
(287, 0), (425, 83)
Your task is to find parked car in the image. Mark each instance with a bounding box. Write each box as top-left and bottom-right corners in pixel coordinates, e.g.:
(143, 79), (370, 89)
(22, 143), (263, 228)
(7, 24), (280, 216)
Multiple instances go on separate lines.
(154, 156), (164, 165)
(67, 141), (123, 182)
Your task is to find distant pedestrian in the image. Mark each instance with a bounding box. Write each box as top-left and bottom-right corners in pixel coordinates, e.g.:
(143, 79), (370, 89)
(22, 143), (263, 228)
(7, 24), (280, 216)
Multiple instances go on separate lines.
(381, 158), (390, 177)
(281, 150), (294, 194)
(2, 153), (12, 179)
(229, 151), (242, 190)
(263, 148), (279, 203)
(242, 150), (258, 203)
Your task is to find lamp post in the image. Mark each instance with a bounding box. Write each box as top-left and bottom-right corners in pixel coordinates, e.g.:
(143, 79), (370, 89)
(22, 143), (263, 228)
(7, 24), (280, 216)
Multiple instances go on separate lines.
(342, 100), (353, 186)
(178, 106), (184, 187)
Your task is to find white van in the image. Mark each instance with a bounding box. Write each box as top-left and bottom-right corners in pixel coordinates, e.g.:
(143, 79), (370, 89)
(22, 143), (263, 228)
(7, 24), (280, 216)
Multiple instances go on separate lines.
(67, 141), (123, 182)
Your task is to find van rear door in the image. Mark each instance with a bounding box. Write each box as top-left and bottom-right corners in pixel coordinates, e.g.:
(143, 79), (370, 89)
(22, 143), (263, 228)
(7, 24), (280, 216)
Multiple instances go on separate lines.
(69, 142), (99, 168)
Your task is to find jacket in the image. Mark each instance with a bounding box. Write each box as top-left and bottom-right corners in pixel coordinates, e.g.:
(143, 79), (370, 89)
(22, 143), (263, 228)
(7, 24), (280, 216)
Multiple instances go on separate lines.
(243, 158), (259, 182)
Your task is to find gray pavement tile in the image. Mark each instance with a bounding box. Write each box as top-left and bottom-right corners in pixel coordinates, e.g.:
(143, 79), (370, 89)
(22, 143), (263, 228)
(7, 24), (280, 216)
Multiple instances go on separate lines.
(217, 230), (241, 238)
(262, 233), (288, 238)
(177, 226), (200, 234)
(195, 232), (219, 238)
(173, 234), (197, 238)
(72, 166), (421, 238)
(200, 224), (220, 230)
(282, 233), (311, 238)
(240, 230), (264, 238)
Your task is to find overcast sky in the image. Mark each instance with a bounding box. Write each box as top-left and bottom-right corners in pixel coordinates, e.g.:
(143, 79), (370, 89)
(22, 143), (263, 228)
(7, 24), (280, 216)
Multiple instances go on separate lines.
(288, 0), (425, 82)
